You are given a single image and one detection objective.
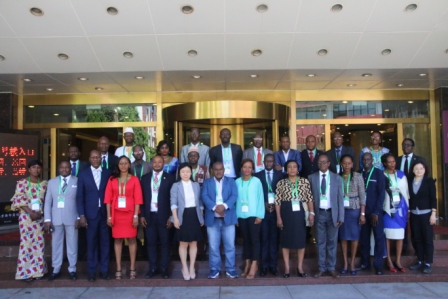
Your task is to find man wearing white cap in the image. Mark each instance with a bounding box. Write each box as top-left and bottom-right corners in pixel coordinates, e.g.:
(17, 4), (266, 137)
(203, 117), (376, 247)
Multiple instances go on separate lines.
(188, 146), (210, 187)
(114, 127), (146, 163)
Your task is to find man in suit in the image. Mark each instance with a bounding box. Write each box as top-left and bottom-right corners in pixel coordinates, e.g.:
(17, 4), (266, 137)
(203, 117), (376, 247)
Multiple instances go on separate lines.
(180, 127), (210, 167)
(140, 155), (175, 279)
(326, 132), (355, 174)
(201, 162), (238, 279)
(242, 132), (273, 173)
(254, 154), (283, 276)
(115, 127), (146, 162)
(397, 138), (426, 178)
(274, 135), (302, 173)
(209, 128), (243, 179)
(308, 154), (344, 279)
(76, 150), (112, 282)
(130, 145), (152, 180)
(358, 152), (386, 275)
(44, 161), (79, 281)
(98, 136), (118, 171)
(300, 135), (324, 179)
(67, 145), (90, 177)
(188, 146), (210, 187)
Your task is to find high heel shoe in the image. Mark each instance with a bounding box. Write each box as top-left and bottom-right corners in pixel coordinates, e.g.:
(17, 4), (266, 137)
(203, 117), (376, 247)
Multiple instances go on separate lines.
(283, 273), (290, 278)
(395, 265), (406, 273)
(297, 268), (307, 278)
(182, 268), (190, 281)
(388, 265), (397, 273)
(190, 268), (196, 280)
(241, 260), (250, 278)
(246, 262), (258, 279)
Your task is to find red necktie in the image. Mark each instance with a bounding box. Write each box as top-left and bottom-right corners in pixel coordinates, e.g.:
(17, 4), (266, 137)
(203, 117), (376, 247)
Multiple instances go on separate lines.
(257, 148), (262, 166)
(309, 151), (314, 163)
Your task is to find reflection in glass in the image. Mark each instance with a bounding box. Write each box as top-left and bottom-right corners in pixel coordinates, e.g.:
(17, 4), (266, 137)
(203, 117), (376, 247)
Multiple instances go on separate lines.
(296, 125), (325, 151)
(403, 123), (431, 172)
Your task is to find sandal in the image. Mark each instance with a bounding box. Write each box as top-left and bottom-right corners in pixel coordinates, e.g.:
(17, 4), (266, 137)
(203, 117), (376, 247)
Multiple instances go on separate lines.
(115, 270), (122, 280)
(129, 269), (137, 279)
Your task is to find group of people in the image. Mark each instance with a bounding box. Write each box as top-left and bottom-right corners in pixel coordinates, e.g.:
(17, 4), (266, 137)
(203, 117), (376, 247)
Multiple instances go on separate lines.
(10, 127), (437, 282)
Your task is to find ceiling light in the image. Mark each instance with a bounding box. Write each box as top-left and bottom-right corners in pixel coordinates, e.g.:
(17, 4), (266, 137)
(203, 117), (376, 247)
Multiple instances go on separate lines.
(181, 5), (194, 14)
(123, 52), (133, 58)
(188, 50), (198, 57)
(347, 84), (356, 87)
(342, 101), (348, 104)
(58, 53), (69, 60)
(30, 7), (44, 16)
(250, 74), (259, 78)
(322, 114), (327, 117)
(362, 73), (372, 77)
(405, 4), (417, 12)
(53, 113), (59, 116)
(256, 4), (268, 12)
(46, 88), (53, 91)
(345, 124), (349, 126)
(134, 76), (144, 80)
(384, 109), (390, 112)
(107, 7), (118, 15)
(408, 101), (414, 103)
(251, 49), (263, 56)
(331, 4), (343, 12)
(317, 49), (328, 56)
(396, 83), (404, 87)
(348, 132), (351, 134)
(28, 106), (34, 108)
(307, 74), (316, 77)
(192, 75), (202, 79)
(23, 78), (32, 82)
(418, 73), (427, 77)
(95, 87), (103, 91)
(0, 55), (5, 61)
(370, 114), (375, 116)
(336, 127), (340, 130)
(78, 77), (88, 81)
(377, 124), (381, 126)
(381, 49), (392, 55)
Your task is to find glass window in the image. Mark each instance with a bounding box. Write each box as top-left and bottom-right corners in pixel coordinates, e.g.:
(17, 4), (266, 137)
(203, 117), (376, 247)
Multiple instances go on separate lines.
(296, 125), (325, 151)
(403, 123), (431, 172)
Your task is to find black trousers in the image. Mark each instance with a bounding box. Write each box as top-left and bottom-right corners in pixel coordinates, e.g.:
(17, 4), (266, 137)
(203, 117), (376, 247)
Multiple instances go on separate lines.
(360, 212), (385, 270)
(410, 213), (434, 263)
(238, 217), (261, 261)
(145, 213), (171, 271)
(260, 211), (278, 268)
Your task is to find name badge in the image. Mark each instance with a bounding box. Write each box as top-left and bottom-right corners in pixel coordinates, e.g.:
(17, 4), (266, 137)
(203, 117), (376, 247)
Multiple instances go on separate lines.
(31, 199), (40, 211)
(268, 192), (275, 204)
(343, 196), (350, 207)
(118, 196), (126, 208)
(292, 199), (300, 212)
(336, 165), (341, 173)
(320, 195), (328, 208)
(392, 191), (400, 203)
(241, 203), (249, 213)
(57, 196), (65, 208)
(216, 196), (223, 205)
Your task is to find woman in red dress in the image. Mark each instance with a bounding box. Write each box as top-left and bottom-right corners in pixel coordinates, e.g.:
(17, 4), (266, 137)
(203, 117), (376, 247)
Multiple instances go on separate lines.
(105, 155), (143, 279)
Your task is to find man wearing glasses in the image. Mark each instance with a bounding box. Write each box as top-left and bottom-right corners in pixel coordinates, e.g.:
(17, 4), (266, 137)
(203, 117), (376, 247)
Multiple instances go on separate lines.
(326, 132), (355, 174)
(242, 132), (273, 173)
(180, 127), (210, 168)
(130, 145), (152, 180)
(397, 138), (426, 178)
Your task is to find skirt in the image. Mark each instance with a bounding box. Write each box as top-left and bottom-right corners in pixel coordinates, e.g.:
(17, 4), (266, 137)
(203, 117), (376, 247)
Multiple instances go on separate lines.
(112, 210), (137, 239)
(339, 208), (361, 241)
(279, 201), (306, 249)
(176, 207), (203, 242)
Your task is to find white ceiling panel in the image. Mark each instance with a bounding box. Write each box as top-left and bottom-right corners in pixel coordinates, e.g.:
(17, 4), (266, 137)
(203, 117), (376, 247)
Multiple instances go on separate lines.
(324, 80), (380, 89)
(295, 0), (371, 32)
(225, 0), (300, 33)
(89, 35), (162, 72)
(107, 71), (159, 84)
(22, 85), (80, 95)
(0, 38), (41, 73)
(149, 0), (225, 34)
(0, 0), (84, 37)
(71, 0), (155, 36)
(334, 69), (400, 81)
(292, 81), (331, 90)
(281, 69), (344, 81)
(120, 82), (159, 93)
(365, 0), (448, 32)
(225, 70), (286, 81)
(0, 14), (15, 37)
(71, 83), (128, 93)
(21, 37), (103, 73)
(433, 8), (448, 31)
(388, 69), (448, 80)
(226, 81), (278, 90)
(289, 33), (361, 69)
(158, 34), (225, 70)
(172, 81), (225, 91)
(0, 73), (62, 86)
(48, 73), (117, 85)
(226, 33), (293, 70)
(0, 85), (18, 93)
(163, 71), (225, 82)
(409, 32), (448, 68)
(348, 32), (429, 69)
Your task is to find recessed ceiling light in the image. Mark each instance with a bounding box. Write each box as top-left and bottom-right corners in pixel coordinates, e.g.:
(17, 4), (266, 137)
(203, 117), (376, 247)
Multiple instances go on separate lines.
(408, 101), (414, 103)
(345, 124), (349, 126)
(23, 78), (32, 82)
(251, 49), (263, 56)
(317, 49), (328, 56)
(377, 124), (381, 126)
(192, 75), (202, 79)
(306, 74), (316, 77)
(331, 4), (343, 12)
(384, 109), (390, 112)
(134, 76), (144, 80)
(123, 52), (133, 58)
(405, 4), (417, 12)
(0, 55), (5, 61)
(78, 77), (88, 81)
(28, 106), (34, 108)
(381, 49), (392, 55)
(323, 114), (327, 117)
(362, 73), (372, 77)
(187, 50), (198, 57)
(418, 73), (427, 77)
(46, 88), (53, 91)
(250, 74), (259, 78)
(347, 84), (356, 87)
(181, 5), (194, 14)
(53, 113), (59, 116)
(95, 87), (103, 91)
(396, 83), (404, 87)
(256, 4), (268, 12)
(107, 7), (118, 15)
(58, 53), (69, 60)
(30, 7), (44, 16)
(342, 101), (348, 104)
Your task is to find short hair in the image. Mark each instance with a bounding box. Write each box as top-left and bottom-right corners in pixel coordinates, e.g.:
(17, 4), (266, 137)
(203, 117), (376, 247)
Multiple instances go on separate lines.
(402, 138), (415, 146)
(240, 158), (254, 170)
(177, 162), (193, 182)
(28, 160), (43, 168)
(371, 131), (382, 139)
(410, 160), (430, 179)
(284, 159), (299, 173)
(264, 153), (274, 161)
(381, 153), (395, 167)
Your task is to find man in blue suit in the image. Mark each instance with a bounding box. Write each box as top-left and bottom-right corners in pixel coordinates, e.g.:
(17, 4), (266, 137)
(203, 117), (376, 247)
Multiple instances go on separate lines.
(201, 162), (238, 279)
(274, 136), (302, 174)
(254, 154), (283, 276)
(76, 150), (112, 282)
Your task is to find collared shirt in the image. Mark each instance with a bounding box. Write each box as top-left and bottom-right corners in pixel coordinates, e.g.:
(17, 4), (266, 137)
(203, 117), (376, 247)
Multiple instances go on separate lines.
(213, 177), (227, 217)
(221, 144), (236, 178)
(182, 180), (196, 208)
(150, 171), (162, 212)
(282, 149), (290, 163)
(90, 166), (102, 207)
(400, 153), (414, 172)
(60, 175), (71, 188)
(319, 170), (331, 209)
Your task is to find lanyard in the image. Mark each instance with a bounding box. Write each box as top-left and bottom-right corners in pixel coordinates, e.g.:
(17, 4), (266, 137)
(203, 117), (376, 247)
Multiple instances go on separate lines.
(342, 173), (351, 195)
(122, 146), (133, 159)
(27, 177), (41, 198)
(192, 166), (198, 180)
(364, 167), (374, 190)
(58, 176), (68, 195)
(118, 175), (129, 196)
(152, 173), (161, 191)
(370, 147), (381, 165)
(289, 177), (299, 198)
(134, 163), (144, 178)
(240, 177), (252, 202)
(320, 173), (330, 196)
(266, 172), (273, 192)
(223, 145), (231, 162)
(385, 171), (398, 189)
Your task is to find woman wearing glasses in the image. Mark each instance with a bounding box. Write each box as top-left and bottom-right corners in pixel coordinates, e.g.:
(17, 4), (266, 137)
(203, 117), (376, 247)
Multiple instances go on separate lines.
(359, 131), (390, 170)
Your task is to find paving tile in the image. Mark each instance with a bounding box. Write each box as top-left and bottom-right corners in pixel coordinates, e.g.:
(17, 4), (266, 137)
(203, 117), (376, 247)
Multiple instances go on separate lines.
(418, 282), (448, 298)
(220, 286), (291, 299)
(288, 284), (366, 299)
(8, 287), (87, 299)
(148, 286), (220, 299)
(79, 287), (152, 299)
(0, 289), (20, 299)
(353, 283), (442, 299)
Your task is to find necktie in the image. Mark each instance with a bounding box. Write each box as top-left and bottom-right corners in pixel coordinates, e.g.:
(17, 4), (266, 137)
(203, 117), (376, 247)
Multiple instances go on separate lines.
(102, 156), (107, 168)
(154, 172), (159, 183)
(309, 151), (314, 163)
(336, 149), (340, 162)
(94, 169), (100, 189)
(267, 171), (272, 186)
(404, 155), (409, 175)
(62, 178), (67, 193)
(71, 162), (76, 176)
(257, 148), (262, 166)
(321, 174), (327, 195)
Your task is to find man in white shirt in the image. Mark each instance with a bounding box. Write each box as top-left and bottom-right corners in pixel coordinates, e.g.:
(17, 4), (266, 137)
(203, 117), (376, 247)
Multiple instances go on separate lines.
(97, 136), (118, 170)
(209, 128), (243, 179)
(114, 127), (146, 163)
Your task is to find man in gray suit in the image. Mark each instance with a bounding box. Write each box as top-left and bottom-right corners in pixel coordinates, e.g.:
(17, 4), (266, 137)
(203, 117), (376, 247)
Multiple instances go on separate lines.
(308, 154), (344, 279)
(180, 127), (210, 167)
(44, 161), (79, 281)
(242, 132), (273, 173)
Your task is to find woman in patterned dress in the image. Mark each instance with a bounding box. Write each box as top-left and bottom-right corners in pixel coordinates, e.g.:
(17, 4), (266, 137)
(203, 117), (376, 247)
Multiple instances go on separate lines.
(10, 160), (48, 281)
(359, 131), (390, 171)
(156, 140), (179, 176)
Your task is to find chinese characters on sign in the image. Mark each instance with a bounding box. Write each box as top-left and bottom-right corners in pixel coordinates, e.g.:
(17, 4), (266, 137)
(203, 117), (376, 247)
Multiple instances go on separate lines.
(0, 147), (36, 177)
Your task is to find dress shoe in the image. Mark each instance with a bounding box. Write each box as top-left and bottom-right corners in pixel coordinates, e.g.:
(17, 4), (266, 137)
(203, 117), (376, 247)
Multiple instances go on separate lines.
(297, 269), (307, 278)
(161, 269), (170, 279)
(69, 272), (77, 281)
(260, 268), (267, 276)
(145, 269), (159, 279)
(100, 272), (110, 280)
(357, 265), (371, 271)
(314, 271), (325, 278)
(410, 262), (423, 271)
(283, 273), (290, 278)
(328, 270), (340, 278)
(375, 269), (384, 275)
(47, 272), (60, 281)
(423, 264), (432, 274)
(269, 267), (278, 276)
(88, 273), (96, 282)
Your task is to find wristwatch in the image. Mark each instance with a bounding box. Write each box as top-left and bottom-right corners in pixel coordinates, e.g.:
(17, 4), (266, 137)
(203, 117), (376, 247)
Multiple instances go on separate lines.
(133, 215), (138, 219)
(361, 212), (365, 216)
(309, 212), (315, 216)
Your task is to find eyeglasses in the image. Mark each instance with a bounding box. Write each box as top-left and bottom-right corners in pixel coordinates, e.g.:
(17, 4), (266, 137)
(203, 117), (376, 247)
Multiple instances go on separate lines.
(318, 161), (329, 165)
(253, 138), (263, 141)
(333, 137), (342, 140)
(133, 151), (143, 154)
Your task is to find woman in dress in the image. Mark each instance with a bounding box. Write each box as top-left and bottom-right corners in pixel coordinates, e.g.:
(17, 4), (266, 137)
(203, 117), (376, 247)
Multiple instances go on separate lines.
(275, 160), (314, 278)
(236, 158), (265, 279)
(338, 155), (366, 275)
(10, 160), (47, 281)
(105, 156), (143, 279)
(359, 131), (390, 170)
(156, 140), (179, 176)
(408, 161), (437, 274)
(381, 153), (409, 273)
(171, 162), (204, 280)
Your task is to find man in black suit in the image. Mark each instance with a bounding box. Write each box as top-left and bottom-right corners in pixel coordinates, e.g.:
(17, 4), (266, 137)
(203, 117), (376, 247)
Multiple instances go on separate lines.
(254, 154), (283, 276)
(140, 156), (175, 279)
(209, 128), (243, 179)
(300, 135), (324, 179)
(97, 136), (118, 171)
(326, 132), (355, 174)
(397, 138), (426, 178)
(68, 145), (90, 177)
